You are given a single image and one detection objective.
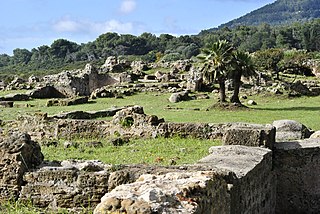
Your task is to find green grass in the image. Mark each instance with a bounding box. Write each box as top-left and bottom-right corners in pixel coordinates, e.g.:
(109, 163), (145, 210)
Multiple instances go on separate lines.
(1, 91), (320, 131)
(0, 200), (83, 214)
(42, 137), (221, 166)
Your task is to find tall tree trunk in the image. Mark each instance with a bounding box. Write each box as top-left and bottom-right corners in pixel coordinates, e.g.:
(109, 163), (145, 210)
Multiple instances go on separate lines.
(230, 72), (241, 104)
(218, 78), (226, 103)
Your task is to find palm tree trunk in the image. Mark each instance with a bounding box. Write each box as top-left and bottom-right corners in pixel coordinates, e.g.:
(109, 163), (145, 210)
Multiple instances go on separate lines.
(230, 72), (241, 104)
(218, 78), (226, 103)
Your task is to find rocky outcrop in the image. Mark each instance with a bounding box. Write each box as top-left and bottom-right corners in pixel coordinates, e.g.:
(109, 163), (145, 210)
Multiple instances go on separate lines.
(101, 56), (130, 73)
(0, 132), (43, 201)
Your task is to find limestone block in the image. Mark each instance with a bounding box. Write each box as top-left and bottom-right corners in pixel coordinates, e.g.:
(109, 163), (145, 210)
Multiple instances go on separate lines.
(94, 171), (230, 214)
(272, 119), (313, 141)
(222, 123), (276, 149)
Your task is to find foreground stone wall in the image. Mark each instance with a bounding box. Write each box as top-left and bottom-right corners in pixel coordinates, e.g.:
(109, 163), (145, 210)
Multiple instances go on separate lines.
(197, 146), (275, 214)
(94, 145), (274, 214)
(1, 114), (320, 213)
(274, 138), (320, 214)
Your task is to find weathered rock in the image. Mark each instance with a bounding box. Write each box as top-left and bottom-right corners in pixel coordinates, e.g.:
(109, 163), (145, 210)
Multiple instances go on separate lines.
(95, 171), (230, 214)
(101, 56), (130, 73)
(46, 96), (88, 107)
(0, 132), (43, 201)
(247, 100), (257, 105)
(272, 119), (313, 141)
(1, 93), (29, 101)
(20, 160), (110, 210)
(186, 67), (203, 92)
(131, 60), (148, 72)
(0, 101), (14, 108)
(109, 137), (129, 146)
(95, 145), (275, 214)
(290, 80), (313, 96)
(42, 63), (118, 97)
(222, 123), (275, 149)
(310, 130), (320, 138)
(90, 86), (136, 99)
(169, 91), (191, 103)
(6, 77), (27, 90)
(112, 105), (162, 127)
(52, 107), (125, 120)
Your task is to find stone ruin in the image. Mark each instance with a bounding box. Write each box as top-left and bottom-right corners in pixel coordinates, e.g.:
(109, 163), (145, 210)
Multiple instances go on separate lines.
(0, 106), (320, 213)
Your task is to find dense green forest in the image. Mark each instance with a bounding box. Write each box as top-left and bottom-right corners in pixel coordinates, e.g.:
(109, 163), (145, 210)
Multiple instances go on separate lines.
(219, 0), (320, 28)
(1, 18), (320, 82)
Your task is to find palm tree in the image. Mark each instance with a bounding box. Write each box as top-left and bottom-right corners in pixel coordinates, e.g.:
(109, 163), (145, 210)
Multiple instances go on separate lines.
(198, 40), (234, 103)
(230, 51), (256, 104)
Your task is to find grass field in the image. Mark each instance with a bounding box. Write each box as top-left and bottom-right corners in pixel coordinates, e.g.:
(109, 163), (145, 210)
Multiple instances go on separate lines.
(1, 90), (320, 130)
(1, 90), (319, 166)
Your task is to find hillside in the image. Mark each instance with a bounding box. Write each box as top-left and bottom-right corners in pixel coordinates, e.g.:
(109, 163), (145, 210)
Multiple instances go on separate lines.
(219, 0), (320, 28)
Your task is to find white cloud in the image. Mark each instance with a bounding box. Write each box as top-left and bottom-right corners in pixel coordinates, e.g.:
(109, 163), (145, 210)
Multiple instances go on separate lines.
(53, 18), (84, 32)
(120, 0), (136, 14)
(53, 18), (134, 35)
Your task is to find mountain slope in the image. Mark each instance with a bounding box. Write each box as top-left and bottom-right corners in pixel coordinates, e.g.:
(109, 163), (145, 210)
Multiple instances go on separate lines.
(219, 0), (320, 28)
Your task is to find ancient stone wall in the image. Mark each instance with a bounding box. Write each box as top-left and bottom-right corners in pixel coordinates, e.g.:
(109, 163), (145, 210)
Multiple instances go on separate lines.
(1, 108), (320, 213)
(273, 138), (320, 214)
(0, 133), (43, 202)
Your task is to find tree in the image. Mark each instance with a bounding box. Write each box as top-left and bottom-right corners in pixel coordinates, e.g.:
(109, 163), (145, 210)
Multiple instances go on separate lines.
(198, 40), (234, 103)
(230, 51), (256, 104)
(12, 48), (32, 64)
(50, 39), (80, 60)
(253, 48), (284, 79)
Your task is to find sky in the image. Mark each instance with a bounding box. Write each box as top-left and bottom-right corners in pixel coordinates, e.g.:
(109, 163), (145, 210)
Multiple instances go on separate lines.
(0, 0), (276, 55)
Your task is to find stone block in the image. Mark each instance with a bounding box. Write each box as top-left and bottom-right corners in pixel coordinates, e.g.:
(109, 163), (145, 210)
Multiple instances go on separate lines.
(274, 138), (320, 213)
(197, 145), (275, 214)
(222, 123), (276, 149)
(272, 119), (313, 141)
(94, 171), (230, 214)
(20, 160), (110, 209)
